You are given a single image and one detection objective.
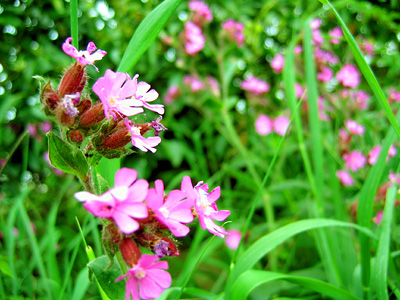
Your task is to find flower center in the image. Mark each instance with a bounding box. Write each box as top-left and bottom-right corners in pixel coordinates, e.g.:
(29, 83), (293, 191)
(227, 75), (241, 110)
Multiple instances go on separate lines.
(109, 96), (119, 107)
(159, 206), (169, 218)
(134, 267), (146, 280)
(131, 126), (141, 136)
(199, 190), (213, 216)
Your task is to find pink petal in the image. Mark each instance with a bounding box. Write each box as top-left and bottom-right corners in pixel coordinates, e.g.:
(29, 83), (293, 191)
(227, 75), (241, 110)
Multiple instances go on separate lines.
(74, 191), (99, 202)
(117, 202), (148, 219)
(168, 221), (191, 237)
(136, 82), (151, 96)
(169, 209), (194, 223)
(211, 209), (230, 221)
(113, 211), (139, 234)
(115, 168), (137, 187)
(146, 269), (171, 288)
(127, 179), (149, 202)
(208, 186), (221, 203)
(109, 186), (129, 201)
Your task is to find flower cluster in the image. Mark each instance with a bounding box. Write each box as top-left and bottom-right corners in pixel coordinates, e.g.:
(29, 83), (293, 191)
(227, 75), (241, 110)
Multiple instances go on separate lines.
(40, 38), (166, 158)
(75, 168), (230, 299)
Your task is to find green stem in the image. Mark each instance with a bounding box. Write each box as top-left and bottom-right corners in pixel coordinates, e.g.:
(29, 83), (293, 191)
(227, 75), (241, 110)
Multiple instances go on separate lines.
(0, 130), (28, 175)
(70, 0), (79, 48)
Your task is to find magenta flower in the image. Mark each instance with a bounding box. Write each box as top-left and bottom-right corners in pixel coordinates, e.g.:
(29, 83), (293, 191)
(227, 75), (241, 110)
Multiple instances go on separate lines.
(225, 229), (242, 250)
(125, 119), (162, 153)
(373, 210), (383, 225)
(345, 120), (365, 135)
(329, 27), (343, 44)
(222, 19), (245, 47)
(343, 151), (366, 172)
(336, 170), (354, 186)
(115, 254), (171, 300)
(240, 76), (270, 95)
(181, 176), (230, 238)
(389, 89), (400, 103)
(312, 30), (323, 45)
(183, 75), (205, 92)
(131, 75), (164, 115)
(189, 1), (213, 26)
(295, 83), (306, 100)
(271, 54), (284, 73)
(255, 114), (272, 136)
(368, 145), (396, 165)
(317, 66), (333, 82)
(93, 69), (144, 120)
(62, 92), (80, 117)
(310, 18), (321, 30)
(62, 37), (106, 70)
(75, 168), (149, 234)
(336, 64), (360, 88)
(164, 85), (180, 104)
(273, 116), (290, 136)
(146, 179), (194, 237)
(183, 22), (205, 55)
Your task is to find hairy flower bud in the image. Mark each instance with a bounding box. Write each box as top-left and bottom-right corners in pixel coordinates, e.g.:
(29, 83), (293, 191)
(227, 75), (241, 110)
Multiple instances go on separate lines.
(102, 128), (131, 150)
(57, 62), (87, 98)
(76, 98), (91, 115)
(69, 130), (84, 143)
(79, 102), (105, 128)
(120, 237), (141, 268)
(41, 81), (60, 112)
(55, 105), (75, 127)
(135, 232), (179, 257)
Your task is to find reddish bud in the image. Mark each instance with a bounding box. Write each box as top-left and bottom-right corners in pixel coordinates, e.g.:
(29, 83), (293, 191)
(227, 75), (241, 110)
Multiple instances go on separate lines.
(79, 103), (105, 127)
(102, 128), (131, 150)
(55, 105), (75, 127)
(135, 232), (179, 257)
(41, 81), (60, 112)
(57, 62), (87, 98)
(76, 98), (91, 115)
(69, 130), (84, 143)
(120, 237), (141, 267)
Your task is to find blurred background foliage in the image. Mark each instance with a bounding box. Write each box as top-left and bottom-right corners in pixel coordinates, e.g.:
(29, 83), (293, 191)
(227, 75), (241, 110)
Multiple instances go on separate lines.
(1, 0), (400, 298)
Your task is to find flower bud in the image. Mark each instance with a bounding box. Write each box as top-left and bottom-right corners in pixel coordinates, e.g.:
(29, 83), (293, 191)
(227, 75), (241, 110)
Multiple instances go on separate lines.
(55, 105), (75, 127)
(102, 128), (131, 150)
(41, 81), (60, 112)
(119, 237), (141, 268)
(57, 62), (87, 98)
(69, 130), (84, 143)
(135, 232), (179, 257)
(77, 98), (92, 115)
(79, 103), (105, 127)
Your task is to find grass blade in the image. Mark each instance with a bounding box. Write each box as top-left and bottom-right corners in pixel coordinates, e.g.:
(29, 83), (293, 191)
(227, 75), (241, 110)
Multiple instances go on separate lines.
(70, 0), (78, 48)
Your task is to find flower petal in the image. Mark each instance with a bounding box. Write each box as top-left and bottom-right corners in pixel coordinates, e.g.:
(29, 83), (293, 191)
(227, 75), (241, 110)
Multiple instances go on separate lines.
(114, 168), (137, 187)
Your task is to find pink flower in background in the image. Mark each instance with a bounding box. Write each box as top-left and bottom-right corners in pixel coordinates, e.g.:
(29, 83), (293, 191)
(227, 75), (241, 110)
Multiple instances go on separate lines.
(62, 37), (106, 70)
(93, 69), (144, 120)
(345, 120), (365, 135)
(132, 75), (164, 115)
(343, 150), (366, 172)
(318, 96), (330, 121)
(189, 1), (213, 26)
(388, 171), (400, 185)
(310, 18), (321, 30)
(225, 229), (242, 250)
(336, 170), (354, 186)
(39, 121), (52, 133)
(222, 19), (245, 47)
(336, 64), (360, 88)
(240, 76), (270, 95)
(317, 66), (333, 82)
(339, 128), (350, 144)
(164, 85), (180, 104)
(27, 124), (37, 137)
(329, 27), (343, 44)
(373, 210), (383, 225)
(352, 90), (370, 110)
(312, 30), (323, 45)
(255, 114), (272, 136)
(314, 48), (338, 65)
(294, 46), (303, 54)
(271, 54), (284, 73)
(183, 22), (205, 55)
(206, 76), (220, 97)
(75, 168), (149, 234)
(181, 176), (230, 238)
(125, 119), (162, 153)
(146, 179), (194, 237)
(295, 83), (306, 100)
(115, 254), (171, 300)
(368, 145), (396, 165)
(183, 75), (205, 92)
(389, 89), (400, 103)
(273, 116), (290, 136)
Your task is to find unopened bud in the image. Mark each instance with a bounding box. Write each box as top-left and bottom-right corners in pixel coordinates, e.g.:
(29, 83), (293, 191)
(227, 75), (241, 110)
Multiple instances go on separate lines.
(55, 105), (75, 127)
(135, 232), (179, 257)
(120, 237), (141, 268)
(57, 62), (87, 98)
(69, 130), (84, 143)
(41, 81), (60, 112)
(77, 98), (91, 115)
(102, 128), (131, 150)
(79, 103), (105, 127)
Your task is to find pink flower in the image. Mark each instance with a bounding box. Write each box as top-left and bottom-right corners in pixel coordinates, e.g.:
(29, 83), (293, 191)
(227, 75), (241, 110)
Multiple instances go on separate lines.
(353, 90), (370, 110)
(115, 254), (171, 300)
(345, 120), (365, 135)
(132, 75), (164, 115)
(75, 168), (149, 234)
(92, 69), (144, 120)
(336, 170), (354, 186)
(206, 76), (220, 97)
(145, 179), (194, 237)
(368, 145), (396, 165)
(164, 85), (180, 104)
(225, 229), (242, 250)
(273, 116), (290, 136)
(183, 75), (205, 92)
(255, 114), (272, 136)
(317, 66), (333, 82)
(388, 171), (400, 185)
(125, 119), (161, 153)
(62, 37), (106, 70)
(240, 76), (270, 95)
(183, 22), (205, 55)
(62, 92), (80, 117)
(39, 121), (52, 133)
(343, 150), (366, 172)
(389, 89), (400, 103)
(181, 176), (230, 238)
(294, 46), (303, 54)
(295, 83), (306, 100)
(373, 210), (383, 225)
(329, 27), (343, 44)
(189, 1), (213, 26)
(336, 64), (360, 88)
(271, 54), (284, 73)
(310, 18), (321, 30)
(222, 19), (245, 47)
(312, 30), (323, 45)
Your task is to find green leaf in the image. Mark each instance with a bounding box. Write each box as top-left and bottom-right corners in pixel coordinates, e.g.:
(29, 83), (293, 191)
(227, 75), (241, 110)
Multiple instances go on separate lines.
(230, 218), (376, 288)
(87, 256), (125, 300)
(231, 270), (361, 300)
(0, 256), (14, 278)
(117, 0), (183, 73)
(47, 132), (89, 177)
